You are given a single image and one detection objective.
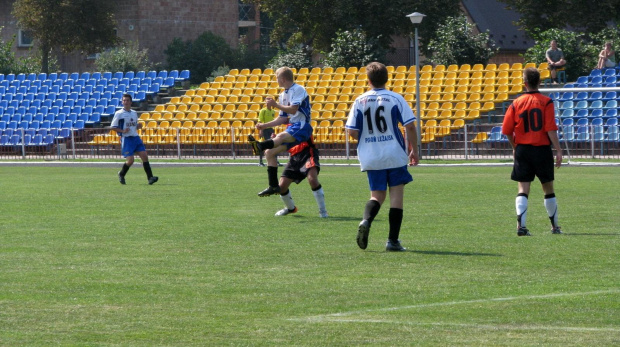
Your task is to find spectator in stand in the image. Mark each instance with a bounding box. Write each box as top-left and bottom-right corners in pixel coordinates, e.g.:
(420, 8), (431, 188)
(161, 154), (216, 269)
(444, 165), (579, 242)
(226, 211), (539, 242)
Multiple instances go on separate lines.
(596, 42), (616, 69)
(545, 40), (567, 84)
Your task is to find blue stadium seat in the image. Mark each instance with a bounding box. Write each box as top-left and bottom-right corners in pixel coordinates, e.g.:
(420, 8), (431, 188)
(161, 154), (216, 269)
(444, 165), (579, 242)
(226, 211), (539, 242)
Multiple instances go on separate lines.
(574, 92), (588, 102)
(125, 71), (135, 80)
(73, 120), (85, 129)
(160, 77), (175, 88)
(40, 120), (51, 129)
(181, 70), (195, 81)
(147, 70), (157, 79)
(589, 100), (603, 110)
(157, 70), (168, 79)
(604, 109), (617, 118)
(603, 100), (617, 109)
(102, 71), (112, 80)
(91, 72), (101, 80)
(113, 71), (124, 80)
(0, 134), (8, 145)
(575, 109), (588, 119)
(136, 71), (146, 79)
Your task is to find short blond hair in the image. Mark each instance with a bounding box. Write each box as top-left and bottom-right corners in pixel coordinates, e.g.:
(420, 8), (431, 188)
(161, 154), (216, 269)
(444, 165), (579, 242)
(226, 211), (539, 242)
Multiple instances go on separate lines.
(275, 67), (294, 82)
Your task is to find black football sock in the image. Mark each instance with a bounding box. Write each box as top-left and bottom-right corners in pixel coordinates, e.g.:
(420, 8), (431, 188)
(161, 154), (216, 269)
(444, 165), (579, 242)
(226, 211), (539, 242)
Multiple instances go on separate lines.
(388, 208), (404, 241)
(267, 166), (278, 187)
(363, 199), (381, 226)
(259, 139), (275, 150)
(143, 161), (153, 178)
(119, 163), (130, 176)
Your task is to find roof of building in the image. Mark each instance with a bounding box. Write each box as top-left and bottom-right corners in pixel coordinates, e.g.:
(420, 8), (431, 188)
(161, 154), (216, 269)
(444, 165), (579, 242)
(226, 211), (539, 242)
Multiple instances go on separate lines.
(462, 0), (535, 52)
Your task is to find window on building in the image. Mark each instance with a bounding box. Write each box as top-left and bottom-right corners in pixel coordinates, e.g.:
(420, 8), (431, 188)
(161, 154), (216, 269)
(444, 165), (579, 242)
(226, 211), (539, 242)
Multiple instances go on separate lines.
(18, 30), (33, 47)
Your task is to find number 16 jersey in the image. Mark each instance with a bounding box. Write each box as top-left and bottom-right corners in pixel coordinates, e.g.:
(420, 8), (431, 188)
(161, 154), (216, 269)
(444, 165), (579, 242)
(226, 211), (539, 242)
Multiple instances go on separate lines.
(346, 88), (416, 171)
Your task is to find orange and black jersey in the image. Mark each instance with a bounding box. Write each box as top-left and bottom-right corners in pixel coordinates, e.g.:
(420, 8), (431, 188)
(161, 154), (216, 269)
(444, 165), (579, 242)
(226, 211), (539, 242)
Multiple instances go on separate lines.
(502, 91), (558, 146)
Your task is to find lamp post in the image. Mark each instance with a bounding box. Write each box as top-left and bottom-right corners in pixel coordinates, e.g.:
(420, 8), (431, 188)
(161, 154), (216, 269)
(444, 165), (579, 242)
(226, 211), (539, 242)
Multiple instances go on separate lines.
(406, 12), (425, 157)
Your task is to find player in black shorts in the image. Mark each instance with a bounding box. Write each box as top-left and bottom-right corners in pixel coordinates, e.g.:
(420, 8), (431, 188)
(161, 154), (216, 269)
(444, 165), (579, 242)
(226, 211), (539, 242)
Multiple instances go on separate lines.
(269, 138), (328, 218)
(502, 67), (563, 236)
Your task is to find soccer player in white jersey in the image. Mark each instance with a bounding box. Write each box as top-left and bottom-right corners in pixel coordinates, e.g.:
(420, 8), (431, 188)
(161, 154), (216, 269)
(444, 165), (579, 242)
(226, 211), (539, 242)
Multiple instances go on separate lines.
(346, 62), (419, 251)
(110, 94), (158, 185)
(248, 67), (313, 197)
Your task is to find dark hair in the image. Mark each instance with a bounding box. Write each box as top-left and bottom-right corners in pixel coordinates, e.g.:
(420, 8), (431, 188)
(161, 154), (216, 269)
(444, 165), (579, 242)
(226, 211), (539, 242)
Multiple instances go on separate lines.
(366, 62), (388, 88)
(122, 93), (133, 101)
(523, 67), (540, 88)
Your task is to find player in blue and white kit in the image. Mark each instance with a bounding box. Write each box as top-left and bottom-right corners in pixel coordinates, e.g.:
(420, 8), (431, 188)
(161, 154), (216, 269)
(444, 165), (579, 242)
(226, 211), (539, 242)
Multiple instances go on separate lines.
(110, 93), (158, 185)
(248, 67), (313, 197)
(346, 62), (419, 251)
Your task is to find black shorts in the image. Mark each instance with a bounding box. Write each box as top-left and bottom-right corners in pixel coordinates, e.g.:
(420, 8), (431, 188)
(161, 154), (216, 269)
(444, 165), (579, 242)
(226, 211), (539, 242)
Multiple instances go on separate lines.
(511, 144), (554, 183)
(281, 145), (320, 184)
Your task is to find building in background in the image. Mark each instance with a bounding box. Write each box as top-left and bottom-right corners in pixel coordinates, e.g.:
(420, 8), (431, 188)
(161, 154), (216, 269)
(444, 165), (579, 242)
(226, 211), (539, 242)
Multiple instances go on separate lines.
(0, 0), (259, 72)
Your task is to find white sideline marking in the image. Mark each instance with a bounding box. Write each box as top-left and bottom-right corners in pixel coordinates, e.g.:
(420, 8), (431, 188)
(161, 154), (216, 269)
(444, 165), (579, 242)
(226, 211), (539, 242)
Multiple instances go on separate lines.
(294, 289), (620, 322)
(306, 319), (620, 333)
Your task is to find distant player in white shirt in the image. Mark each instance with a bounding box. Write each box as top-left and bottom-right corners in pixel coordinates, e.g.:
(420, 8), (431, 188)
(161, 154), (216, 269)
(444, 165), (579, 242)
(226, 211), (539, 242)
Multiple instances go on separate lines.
(248, 67), (313, 197)
(346, 62), (419, 251)
(110, 93), (158, 185)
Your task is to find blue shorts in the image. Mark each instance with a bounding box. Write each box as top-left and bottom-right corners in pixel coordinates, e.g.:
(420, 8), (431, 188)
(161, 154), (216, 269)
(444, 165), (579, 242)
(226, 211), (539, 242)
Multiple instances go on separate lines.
(366, 166), (413, 191)
(285, 122), (313, 149)
(121, 136), (146, 157)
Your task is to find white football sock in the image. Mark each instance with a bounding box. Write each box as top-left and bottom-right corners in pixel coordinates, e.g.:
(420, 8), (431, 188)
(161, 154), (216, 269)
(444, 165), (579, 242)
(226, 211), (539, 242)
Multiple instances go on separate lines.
(516, 194), (528, 228)
(544, 196), (559, 228)
(312, 187), (327, 214)
(280, 190), (296, 210)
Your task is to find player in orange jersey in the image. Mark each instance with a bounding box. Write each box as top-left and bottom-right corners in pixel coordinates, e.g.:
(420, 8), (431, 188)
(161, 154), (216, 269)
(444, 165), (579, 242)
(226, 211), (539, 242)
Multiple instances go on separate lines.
(502, 67), (563, 236)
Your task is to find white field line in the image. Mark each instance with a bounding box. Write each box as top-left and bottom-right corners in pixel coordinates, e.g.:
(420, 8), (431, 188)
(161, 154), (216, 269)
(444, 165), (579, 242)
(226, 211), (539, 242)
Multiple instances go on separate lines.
(305, 319), (620, 333)
(293, 289), (620, 323)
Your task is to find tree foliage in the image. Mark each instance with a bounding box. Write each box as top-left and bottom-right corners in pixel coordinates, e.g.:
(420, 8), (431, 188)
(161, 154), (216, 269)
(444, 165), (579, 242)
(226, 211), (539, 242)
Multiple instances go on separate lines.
(12, 0), (119, 73)
(322, 28), (385, 68)
(95, 42), (153, 73)
(0, 26), (56, 75)
(246, 0), (461, 55)
(501, 0), (620, 37)
(267, 46), (313, 70)
(164, 31), (234, 84)
(427, 16), (498, 66)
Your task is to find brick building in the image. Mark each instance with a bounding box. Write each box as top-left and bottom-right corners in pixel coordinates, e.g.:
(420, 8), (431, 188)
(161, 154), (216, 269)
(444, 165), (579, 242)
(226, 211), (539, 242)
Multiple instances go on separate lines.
(0, 0), (256, 72)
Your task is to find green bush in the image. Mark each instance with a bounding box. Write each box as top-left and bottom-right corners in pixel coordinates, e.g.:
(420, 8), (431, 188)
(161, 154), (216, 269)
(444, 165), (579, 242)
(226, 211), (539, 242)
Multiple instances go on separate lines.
(95, 41), (152, 73)
(165, 31), (234, 84)
(427, 15), (497, 66)
(322, 28), (385, 68)
(267, 46), (313, 70)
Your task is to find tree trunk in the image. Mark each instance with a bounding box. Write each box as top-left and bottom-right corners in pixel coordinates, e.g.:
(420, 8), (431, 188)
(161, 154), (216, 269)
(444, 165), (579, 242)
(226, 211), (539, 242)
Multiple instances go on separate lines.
(41, 41), (49, 74)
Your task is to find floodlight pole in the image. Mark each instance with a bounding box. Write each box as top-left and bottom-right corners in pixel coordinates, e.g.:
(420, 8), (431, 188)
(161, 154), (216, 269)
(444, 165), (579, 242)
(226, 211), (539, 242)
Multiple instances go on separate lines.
(407, 12), (425, 158)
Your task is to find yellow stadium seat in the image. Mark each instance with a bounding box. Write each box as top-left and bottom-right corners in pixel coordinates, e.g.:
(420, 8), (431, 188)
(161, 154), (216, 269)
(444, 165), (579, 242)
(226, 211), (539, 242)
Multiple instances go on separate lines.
(485, 63), (497, 71)
(498, 63), (510, 71)
(524, 62), (536, 69)
(420, 65), (433, 73)
(471, 132), (487, 143)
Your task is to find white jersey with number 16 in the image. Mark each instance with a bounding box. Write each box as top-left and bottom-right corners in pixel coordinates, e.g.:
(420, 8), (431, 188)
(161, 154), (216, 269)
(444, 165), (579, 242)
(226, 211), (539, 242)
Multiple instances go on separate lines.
(345, 88), (416, 171)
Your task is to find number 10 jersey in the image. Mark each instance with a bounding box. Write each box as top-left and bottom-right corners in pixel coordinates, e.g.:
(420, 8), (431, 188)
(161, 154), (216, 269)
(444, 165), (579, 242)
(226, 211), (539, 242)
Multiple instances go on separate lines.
(346, 88), (416, 171)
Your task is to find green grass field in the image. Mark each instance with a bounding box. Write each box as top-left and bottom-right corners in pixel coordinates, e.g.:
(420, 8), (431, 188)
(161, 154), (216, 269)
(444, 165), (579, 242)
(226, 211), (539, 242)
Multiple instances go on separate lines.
(0, 164), (618, 346)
